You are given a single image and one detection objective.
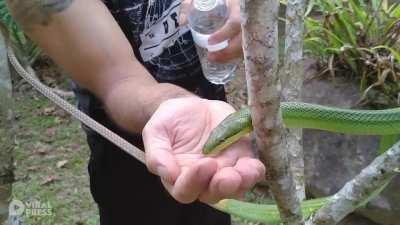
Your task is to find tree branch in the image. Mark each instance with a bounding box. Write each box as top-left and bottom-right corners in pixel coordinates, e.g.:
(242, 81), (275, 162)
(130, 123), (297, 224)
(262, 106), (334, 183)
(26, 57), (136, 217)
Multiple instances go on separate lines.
(240, 0), (303, 224)
(281, 0), (306, 201)
(306, 140), (400, 225)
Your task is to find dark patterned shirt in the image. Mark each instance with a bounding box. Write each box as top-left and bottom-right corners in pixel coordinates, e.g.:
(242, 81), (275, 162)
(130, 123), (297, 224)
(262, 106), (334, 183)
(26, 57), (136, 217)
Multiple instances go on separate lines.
(102, 0), (204, 82)
(74, 0), (226, 135)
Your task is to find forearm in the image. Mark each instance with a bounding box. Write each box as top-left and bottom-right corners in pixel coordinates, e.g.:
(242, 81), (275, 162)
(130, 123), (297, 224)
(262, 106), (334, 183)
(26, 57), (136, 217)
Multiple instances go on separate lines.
(7, 0), (193, 133)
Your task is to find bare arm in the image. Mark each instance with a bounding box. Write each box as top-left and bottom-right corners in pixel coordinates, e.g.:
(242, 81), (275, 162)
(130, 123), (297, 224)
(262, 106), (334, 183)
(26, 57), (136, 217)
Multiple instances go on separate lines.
(7, 0), (193, 132)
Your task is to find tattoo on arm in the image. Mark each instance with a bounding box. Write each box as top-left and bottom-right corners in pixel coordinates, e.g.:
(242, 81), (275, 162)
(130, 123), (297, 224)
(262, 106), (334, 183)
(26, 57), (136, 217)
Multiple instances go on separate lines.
(6, 0), (74, 30)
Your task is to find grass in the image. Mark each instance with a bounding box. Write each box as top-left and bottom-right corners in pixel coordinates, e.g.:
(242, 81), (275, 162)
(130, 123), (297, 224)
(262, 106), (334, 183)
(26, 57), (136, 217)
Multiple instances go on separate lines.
(11, 91), (99, 225)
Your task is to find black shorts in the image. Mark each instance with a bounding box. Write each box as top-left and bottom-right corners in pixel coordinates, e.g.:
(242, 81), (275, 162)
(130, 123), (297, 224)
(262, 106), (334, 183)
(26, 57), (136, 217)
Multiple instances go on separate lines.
(73, 75), (231, 225)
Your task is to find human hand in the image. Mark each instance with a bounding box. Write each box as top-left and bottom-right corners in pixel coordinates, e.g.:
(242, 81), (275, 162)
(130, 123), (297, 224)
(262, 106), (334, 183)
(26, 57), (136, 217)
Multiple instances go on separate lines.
(142, 97), (265, 204)
(179, 0), (243, 63)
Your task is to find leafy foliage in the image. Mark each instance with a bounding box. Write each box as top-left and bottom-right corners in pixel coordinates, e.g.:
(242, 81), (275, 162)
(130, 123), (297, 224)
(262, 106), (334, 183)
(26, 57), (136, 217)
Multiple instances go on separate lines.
(0, 1), (40, 65)
(305, 0), (400, 108)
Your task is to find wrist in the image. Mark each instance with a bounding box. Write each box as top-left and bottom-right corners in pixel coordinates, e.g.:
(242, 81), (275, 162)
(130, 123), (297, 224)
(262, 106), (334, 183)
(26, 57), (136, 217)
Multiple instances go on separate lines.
(103, 80), (194, 133)
(143, 83), (196, 117)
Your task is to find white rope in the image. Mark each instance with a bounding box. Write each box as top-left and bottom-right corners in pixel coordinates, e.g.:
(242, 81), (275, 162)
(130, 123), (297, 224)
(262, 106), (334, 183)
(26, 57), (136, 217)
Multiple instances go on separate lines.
(7, 46), (227, 211)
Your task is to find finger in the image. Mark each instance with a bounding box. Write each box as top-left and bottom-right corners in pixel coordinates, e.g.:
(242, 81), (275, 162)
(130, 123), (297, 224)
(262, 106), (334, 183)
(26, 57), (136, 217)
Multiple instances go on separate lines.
(215, 137), (253, 168)
(145, 147), (180, 184)
(234, 157), (265, 190)
(208, 34), (242, 63)
(143, 122), (180, 184)
(199, 167), (242, 203)
(171, 158), (218, 203)
(215, 167), (242, 196)
(208, 1), (241, 45)
(179, 0), (192, 26)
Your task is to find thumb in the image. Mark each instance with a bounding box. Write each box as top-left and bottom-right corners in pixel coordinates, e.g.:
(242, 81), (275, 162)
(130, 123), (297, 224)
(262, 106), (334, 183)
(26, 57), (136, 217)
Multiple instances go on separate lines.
(179, 0), (192, 26)
(143, 121), (180, 184)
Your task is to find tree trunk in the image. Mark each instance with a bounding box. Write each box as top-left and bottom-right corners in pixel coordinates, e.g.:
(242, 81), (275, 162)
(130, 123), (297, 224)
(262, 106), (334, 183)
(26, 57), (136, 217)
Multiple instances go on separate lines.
(240, 0), (303, 224)
(0, 31), (14, 224)
(281, 0), (306, 202)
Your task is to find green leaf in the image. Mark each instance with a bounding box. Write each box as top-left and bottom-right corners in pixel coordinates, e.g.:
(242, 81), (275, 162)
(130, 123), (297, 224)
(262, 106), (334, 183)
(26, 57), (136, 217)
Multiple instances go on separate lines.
(316, 0), (336, 12)
(383, 18), (400, 35)
(349, 0), (368, 25)
(388, 3), (400, 17)
(382, 0), (388, 12)
(336, 11), (358, 46)
(305, 0), (315, 17)
(0, 0), (41, 64)
(322, 27), (345, 48)
(371, 0), (383, 11)
(325, 47), (341, 53)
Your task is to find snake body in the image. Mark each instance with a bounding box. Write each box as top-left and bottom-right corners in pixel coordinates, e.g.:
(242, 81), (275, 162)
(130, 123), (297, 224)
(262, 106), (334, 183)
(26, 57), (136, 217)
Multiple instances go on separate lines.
(203, 102), (400, 155)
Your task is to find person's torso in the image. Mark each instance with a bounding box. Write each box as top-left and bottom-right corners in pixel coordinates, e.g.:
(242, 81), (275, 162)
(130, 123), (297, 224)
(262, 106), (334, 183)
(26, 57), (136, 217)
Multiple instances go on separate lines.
(73, 0), (226, 134)
(102, 0), (203, 82)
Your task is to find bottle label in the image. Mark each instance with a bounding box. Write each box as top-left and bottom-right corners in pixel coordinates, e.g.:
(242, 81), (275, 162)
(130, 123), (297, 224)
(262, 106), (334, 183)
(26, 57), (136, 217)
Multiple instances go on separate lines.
(193, 0), (218, 11)
(190, 28), (229, 52)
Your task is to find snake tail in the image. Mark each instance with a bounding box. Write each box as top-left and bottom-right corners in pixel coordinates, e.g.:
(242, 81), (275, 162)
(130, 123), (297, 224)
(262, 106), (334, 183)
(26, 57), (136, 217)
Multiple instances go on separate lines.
(213, 197), (330, 225)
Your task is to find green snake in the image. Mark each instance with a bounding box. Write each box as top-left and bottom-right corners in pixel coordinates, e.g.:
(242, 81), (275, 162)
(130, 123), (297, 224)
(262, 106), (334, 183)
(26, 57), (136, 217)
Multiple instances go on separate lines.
(203, 102), (400, 155)
(206, 102), (399, 224)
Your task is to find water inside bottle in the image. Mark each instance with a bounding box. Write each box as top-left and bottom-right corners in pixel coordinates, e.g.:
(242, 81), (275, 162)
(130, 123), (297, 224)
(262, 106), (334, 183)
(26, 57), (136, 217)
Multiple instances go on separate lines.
(188, 0), (238, 84)
(196, 46), (237, 84)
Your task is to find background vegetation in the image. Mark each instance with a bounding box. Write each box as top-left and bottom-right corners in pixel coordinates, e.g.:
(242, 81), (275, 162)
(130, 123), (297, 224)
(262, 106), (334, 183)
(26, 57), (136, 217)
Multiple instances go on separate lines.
(305, 0), (400, 108)
(1, 0), (399, 224)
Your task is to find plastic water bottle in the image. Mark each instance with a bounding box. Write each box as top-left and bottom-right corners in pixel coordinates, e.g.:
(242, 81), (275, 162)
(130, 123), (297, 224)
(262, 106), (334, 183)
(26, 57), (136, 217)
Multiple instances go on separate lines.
(188, 0), (238, 84)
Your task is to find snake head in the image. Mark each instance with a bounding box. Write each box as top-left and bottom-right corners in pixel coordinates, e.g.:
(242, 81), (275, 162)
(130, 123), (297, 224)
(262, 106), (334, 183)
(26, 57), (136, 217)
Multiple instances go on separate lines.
(202, 107), (253, 155)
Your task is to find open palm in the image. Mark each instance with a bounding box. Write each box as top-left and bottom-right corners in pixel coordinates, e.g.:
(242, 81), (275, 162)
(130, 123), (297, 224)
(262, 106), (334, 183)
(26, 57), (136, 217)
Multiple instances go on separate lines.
(143, 97), (265, 204)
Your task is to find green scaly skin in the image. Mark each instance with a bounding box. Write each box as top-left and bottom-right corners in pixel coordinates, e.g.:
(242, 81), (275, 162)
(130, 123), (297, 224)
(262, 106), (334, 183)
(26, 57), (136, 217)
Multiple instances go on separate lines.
(203, 102), (400, 155)
(213, 197), (330, 225)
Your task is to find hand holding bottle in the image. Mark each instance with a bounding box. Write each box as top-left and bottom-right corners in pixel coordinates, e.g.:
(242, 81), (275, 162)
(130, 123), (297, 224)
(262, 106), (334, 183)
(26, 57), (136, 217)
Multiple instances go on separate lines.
(179, 0), (242, 62)
(179, 0), (243, 84)
(205, 0), (242, 63)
